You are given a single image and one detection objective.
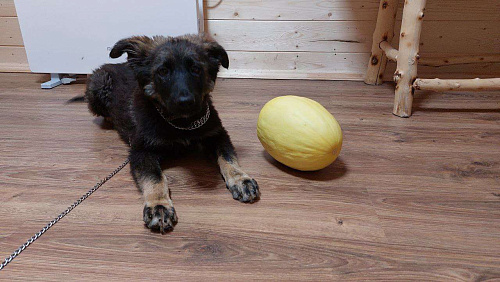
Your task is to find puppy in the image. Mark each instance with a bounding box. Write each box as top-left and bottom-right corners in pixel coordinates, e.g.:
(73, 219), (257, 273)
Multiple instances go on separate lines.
(85, 34), (259, 233)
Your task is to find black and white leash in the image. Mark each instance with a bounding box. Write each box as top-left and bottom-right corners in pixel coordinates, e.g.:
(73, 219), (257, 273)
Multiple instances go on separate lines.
(0, 158), (130, 271)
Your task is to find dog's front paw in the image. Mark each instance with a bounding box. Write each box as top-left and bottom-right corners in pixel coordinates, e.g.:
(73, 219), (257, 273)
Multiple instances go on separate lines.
(227, 177), (260, 203)
(143, 204), (178, 233)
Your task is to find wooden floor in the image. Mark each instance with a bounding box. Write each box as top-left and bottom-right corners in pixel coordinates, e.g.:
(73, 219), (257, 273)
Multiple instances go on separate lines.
(0, 73), (499, 281)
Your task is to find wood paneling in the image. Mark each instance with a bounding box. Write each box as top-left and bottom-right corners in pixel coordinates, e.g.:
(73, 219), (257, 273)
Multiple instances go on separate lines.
(206, 0), (500, 21)
(208, 20), (500, 54)
(385, 59), (500, 80)
(0, 74), (500, 280)
(0, 16), (23, 45)
(221, 51), (367, 80)
(219, 51), (500, 80)
(0, 46), (29, 72)
(0, 0), (16, 17)
(3, 0), (500, 21)
(205, 0), (380, 21)
(208, 20), (372, 53)
(0, 0), (499, 80)
(0, 0), (25, 72)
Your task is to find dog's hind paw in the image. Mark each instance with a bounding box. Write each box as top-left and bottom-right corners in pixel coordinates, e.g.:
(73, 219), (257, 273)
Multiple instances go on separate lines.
(227, 177), (260, 203)
(143, 204), (178, 233)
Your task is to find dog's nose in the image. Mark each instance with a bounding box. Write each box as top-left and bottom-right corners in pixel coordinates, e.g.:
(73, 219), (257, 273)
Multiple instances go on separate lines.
(177, 94), (195, 109)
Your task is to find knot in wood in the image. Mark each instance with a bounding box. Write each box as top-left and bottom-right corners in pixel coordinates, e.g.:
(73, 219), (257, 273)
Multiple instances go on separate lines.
(393, 71), (402, 83)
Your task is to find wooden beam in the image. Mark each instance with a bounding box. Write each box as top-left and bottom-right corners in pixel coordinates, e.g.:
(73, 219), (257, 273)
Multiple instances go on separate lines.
(414, 78), (500, 91)
(393, 0), (427, 118)
(364, 0), (399, 85)
(379, 40), (398, 62)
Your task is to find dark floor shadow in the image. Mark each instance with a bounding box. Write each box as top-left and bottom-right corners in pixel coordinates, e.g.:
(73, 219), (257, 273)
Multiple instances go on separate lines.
(162, 153), (261, 203)
(72, 75), (88, 84)
(160, 152), (222, 192)
(409, 90), (500, 114)
(35, 74), (51, 83)
(261, 150), (347, 181)
(410, 90), (433, 111)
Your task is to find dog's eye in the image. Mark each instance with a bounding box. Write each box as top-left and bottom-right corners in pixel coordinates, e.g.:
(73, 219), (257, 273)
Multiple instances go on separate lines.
(191, 66), (201, 76)
(158, 67), (169, 76)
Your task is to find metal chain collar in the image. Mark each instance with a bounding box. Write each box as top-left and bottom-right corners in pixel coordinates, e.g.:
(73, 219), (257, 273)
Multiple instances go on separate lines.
(155, 104), (210, 131)
(0, 158), (130, 271)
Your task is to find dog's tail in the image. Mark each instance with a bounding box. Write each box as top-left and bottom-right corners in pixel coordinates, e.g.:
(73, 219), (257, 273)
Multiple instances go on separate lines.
(66, 95), (85, 104)
(84, 67), (113, 117)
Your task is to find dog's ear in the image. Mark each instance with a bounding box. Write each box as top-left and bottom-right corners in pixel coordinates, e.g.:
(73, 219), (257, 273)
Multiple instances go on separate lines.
(202, 37), (229, 69)
(109, 36), (159, 86)
(110, 36), (154, 60)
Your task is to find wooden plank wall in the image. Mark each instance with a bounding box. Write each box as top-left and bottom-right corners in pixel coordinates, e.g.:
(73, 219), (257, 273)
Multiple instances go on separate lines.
(0, 0), (27, 72)
(0, 0), (499, 80)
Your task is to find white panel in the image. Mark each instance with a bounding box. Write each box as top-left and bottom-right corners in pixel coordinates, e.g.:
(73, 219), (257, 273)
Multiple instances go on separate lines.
(14, 0), (200, 73)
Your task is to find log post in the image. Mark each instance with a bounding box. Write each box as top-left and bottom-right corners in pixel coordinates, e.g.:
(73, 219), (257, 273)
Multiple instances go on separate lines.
(393, 0), (427, 117)
(364, 0), (399, 85)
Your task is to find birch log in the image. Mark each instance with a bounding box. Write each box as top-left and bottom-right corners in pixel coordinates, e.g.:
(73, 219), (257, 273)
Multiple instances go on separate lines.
(379, 40), (398, 62)
(414, 78), (500, 91)
(393, 0), (427, 117)
(364, 0), (399, 85)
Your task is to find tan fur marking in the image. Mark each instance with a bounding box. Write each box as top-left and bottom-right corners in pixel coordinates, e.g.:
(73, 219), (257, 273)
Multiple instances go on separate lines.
(217, 156), (249, 187)
(139, 174), (173, 208)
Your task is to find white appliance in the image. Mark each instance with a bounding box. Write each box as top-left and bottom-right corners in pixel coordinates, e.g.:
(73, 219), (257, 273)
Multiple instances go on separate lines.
(14, 0), (203, 88)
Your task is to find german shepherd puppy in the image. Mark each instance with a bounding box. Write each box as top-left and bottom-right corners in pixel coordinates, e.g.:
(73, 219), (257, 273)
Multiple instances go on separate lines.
(85, 34), (259, 233)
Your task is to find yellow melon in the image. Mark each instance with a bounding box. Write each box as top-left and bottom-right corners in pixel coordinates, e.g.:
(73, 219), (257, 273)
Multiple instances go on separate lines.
(257, 95), (342, 171)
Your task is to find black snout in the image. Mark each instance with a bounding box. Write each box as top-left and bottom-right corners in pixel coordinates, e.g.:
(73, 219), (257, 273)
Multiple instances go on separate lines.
(176, 92), (196, 109)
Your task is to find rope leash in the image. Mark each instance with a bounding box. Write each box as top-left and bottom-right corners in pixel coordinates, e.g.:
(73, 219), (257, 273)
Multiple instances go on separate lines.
(0, 158), (130, 271)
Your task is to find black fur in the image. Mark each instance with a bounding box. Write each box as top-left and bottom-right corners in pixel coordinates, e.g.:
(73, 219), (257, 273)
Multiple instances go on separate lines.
(84, 34), (259, 233)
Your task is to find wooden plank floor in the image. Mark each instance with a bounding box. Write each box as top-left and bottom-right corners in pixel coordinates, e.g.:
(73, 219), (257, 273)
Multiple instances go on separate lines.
(0, 73), (499, 281)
